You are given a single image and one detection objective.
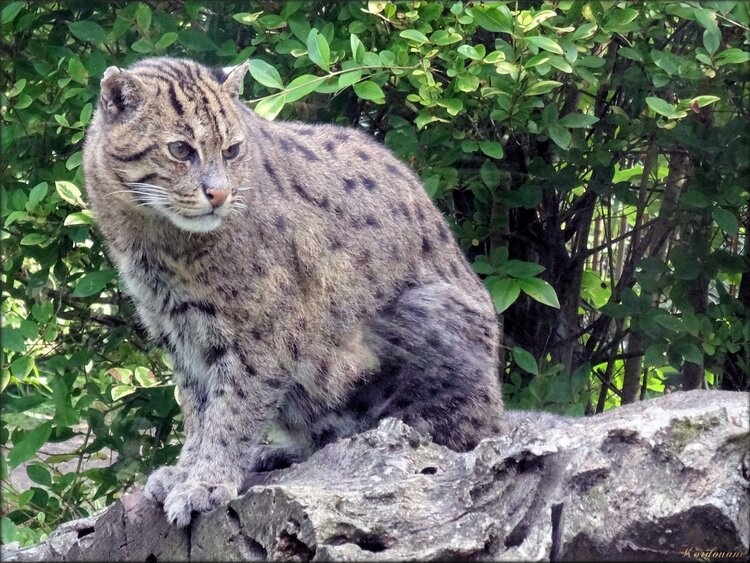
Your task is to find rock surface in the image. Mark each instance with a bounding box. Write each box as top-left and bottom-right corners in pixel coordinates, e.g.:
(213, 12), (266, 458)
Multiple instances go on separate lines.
(2, 390), (748, 561)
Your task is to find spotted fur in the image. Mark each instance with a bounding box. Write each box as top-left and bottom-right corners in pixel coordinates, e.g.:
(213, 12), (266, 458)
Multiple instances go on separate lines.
(83, 57), (504, 527)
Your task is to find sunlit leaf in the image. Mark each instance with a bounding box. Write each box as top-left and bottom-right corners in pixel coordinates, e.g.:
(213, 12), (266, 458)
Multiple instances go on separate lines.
(512, 347), (539, 375)
(247, 59), (284, 90)
(518, 278), (560, 308)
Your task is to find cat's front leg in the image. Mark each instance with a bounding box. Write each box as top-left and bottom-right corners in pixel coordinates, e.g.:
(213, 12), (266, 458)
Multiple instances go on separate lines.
(144, 381), (203, 504)
(162, 356), (281, 527)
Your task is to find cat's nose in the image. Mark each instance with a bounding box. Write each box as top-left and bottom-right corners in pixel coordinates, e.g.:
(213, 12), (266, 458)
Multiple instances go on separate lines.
(205, 188), (229, 208)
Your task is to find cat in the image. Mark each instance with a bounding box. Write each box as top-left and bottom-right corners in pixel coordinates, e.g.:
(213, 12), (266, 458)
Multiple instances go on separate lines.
(83, 57), (504, 527)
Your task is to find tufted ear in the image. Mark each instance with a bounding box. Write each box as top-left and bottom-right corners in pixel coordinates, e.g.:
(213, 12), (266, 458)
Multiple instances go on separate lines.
(99, 66), (145, 121)
(220, 60), (250, 98)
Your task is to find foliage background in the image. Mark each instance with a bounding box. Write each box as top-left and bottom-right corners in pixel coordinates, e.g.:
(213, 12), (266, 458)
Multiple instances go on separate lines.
(1, 0), (748, 546)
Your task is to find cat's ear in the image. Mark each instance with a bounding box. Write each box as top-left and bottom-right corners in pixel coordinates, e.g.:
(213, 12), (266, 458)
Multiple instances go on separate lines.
(99, 66), (145, 121)
(220, 61), (250, 98)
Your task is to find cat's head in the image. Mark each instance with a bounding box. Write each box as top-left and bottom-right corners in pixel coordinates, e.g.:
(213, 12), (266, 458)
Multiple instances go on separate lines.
(87, 57), (252, 233)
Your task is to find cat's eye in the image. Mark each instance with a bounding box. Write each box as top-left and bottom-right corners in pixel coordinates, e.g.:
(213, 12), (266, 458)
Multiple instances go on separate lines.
(167, 141), (194, 161)
(222, 143), (241, 160)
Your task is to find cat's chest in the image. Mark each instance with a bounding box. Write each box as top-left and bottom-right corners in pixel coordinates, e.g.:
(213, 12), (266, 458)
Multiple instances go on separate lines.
(117, 249), (224, 377)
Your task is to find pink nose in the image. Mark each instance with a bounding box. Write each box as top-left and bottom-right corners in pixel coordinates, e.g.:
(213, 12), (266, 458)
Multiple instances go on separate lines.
(206, 188), (228, 208)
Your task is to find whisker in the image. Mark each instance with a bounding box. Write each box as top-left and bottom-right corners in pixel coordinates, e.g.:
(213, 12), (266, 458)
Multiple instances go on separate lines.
(104, 187), (170, 199)
(125, 186), (167, 193)
(131, 197), (171, 204)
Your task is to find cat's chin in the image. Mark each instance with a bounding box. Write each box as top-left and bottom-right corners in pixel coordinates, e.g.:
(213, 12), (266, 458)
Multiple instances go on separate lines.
(164, 211), (223, 233)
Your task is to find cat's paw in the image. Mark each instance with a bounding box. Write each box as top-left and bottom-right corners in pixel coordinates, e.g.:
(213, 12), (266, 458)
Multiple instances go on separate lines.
(163, 480), (238, 527)
(144, 465), (187, 504)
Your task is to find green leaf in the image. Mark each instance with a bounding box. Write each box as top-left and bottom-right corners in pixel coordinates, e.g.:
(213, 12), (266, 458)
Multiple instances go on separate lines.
(713, 208), (739, 235)
(437, 97), (463, 116)
(306, 29), (330, 72)
(548, 124), (571, 150)
(422, 174), (440, 198)
(64, 210), (95, 226)
(690, 95), (721, 108)
(558, 113), (599, 128)
(431, 29), (462, 45)
(285, 74), (322, 103)
(502, 260), (546, 278)
(491, 279), (521, 313)
(703, 27), (721, 56)
(619, 47), (643, 62)
(19, 320), (38, 340)
(1, 517), (17, 545)
(27, 464), (52, 487)
(71, 269), (117, 298)
(135, 3), (152, 30)
(259, 14), (286, 29)
(8, 78), (26, 97)
(1, 1), (24, 25)
(478, 141), (504, 159)
(518, 278), (560, 308)
(523, 80), (561, 96)
(480, 160), (501, 188)
(2, 328), (26, 352)
(55, 181), (85, 207)
(512, 347), (539, 375)
(651, 50), (678, 75)
(472, 6), (512, 33)
(716, 48), (750, 65)
(178, 29), (217, 52)
(80, 102), (93, 125)
(134, 366), (156, 387)
(605, 7), (638, 28)
(353, 80), (385, 102)
(654, 313), (683, 332)
(13, 94), (34, 109)
(572, 22), (597, 40)
(68, 21), (107, 43)
(525, 53), (550, 68)
(111, 384), (136, 401)
(247, 59), (284, 90)
(131, 38), (153, 54)
(154, 32), (179, 50)
(9, 421), (52, 468)
(399, 29), (430, 44)
(68, 58), (88, 84)
(526, 35), (564, 55)
(473, 260), (494, 276)
(66, 151), (82, 171)
(350, 33), (366, 63)
(644, 344), (665, 368)
(254, 94), (286, 120)
(27, 182), (48, 210)
(233, 11), (262, 25)
(457, 44), (483, 60)
(645, 97), (684, 119)
(674, 342), (703, 366)
(338, 70), (362, 90)
(11, 356), (34, 378)
(456, 74), (480, 92)
(20, 233), (47, 246)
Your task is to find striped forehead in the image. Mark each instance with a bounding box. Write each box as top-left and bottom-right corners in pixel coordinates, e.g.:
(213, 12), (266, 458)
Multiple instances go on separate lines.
(131, 60), (234, 141)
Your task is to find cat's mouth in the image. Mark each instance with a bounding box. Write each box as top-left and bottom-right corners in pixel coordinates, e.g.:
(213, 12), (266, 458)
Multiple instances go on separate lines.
(124, 179), (231, 233)
(160, 206), (227, 233)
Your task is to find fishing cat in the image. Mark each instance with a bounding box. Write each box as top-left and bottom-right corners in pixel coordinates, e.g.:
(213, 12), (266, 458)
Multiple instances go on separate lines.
(83, 57), (504, 527)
